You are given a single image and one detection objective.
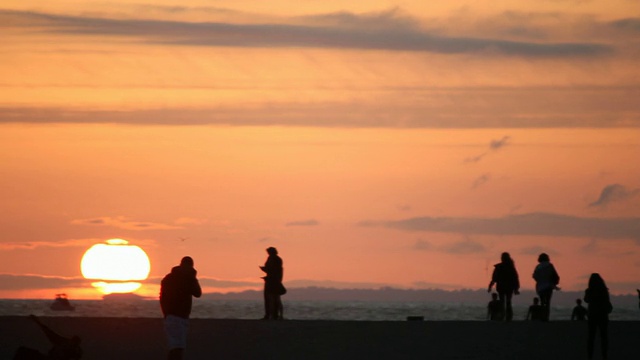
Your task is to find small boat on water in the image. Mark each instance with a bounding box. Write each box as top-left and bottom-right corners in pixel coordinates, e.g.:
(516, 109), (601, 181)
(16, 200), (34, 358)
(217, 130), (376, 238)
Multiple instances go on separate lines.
(50, 293), (75, 311)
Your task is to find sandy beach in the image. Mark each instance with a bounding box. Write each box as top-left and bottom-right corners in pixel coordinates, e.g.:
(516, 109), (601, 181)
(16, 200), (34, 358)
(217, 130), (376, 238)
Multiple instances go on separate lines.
(1, 316), (637, 359)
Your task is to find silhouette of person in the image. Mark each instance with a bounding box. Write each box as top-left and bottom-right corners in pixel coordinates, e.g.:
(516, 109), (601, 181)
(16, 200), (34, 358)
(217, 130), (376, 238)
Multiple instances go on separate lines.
(487, 252), (520, 321)
(584, 273), (612, 360)
(532, 253), (560, 321)
(13, 314), (82, 360)
(160, 256), (202, 360)
(260, 247), (285, 320)
(526, 297), (544, 321)
(571, 299), (588, 321)
(487, 293), (504, 321)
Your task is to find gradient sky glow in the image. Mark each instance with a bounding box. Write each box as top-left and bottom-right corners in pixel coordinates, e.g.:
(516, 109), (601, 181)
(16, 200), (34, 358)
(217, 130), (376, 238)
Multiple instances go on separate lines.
(1, 0), (639, 299)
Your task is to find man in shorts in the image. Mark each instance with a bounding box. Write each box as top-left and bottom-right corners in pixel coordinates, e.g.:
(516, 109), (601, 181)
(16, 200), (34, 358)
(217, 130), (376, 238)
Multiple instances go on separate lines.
(160, 256), (202, 360)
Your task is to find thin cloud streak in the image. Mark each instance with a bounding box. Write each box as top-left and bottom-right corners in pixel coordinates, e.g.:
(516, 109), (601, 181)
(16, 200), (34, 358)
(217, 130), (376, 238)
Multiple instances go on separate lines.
(2, 85), (639, 128)
(285, 219), (320, 227)
(471, 174), (491, 189)
(0, 9), (613, 58)
(71, 216), (182, 231)
(414, 238), (486, 254)
(465, 135), (512, 163)
(0, 239), (99, 250)
(362, 212), (640, 241)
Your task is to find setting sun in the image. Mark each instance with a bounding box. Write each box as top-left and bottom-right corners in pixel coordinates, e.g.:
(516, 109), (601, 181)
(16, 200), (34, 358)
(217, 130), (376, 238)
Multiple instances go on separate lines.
(81, 239), (151, 294)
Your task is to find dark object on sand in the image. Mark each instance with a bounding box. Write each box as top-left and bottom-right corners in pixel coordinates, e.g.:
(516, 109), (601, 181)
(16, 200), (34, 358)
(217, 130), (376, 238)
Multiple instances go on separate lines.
(406, 316), (424, 321)
(50, 294), (75, 311)
(13, 315), (82, 360)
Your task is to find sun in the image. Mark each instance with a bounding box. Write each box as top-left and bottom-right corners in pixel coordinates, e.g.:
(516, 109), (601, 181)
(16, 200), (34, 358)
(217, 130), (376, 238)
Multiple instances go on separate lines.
(81, 239), (151, 294)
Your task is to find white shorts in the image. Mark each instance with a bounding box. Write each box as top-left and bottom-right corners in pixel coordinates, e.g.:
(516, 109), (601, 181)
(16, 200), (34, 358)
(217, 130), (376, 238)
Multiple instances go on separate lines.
(164, 315), (190, 350)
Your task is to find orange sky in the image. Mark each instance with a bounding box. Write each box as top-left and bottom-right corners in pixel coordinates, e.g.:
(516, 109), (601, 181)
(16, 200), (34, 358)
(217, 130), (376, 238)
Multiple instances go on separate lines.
(1, 0), (639, 299)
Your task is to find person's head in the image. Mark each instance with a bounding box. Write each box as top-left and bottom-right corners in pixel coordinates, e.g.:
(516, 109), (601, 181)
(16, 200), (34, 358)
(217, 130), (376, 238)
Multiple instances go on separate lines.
(533, 297), (539, 305)
(576, 299), (582, 305)
(501, 252), (513, 264)
(180, 256), (194, 268)
(588, 273), (607, 291)
(266, 247), (278, 256)
(537, 253), (550, 263)
(492, 293), (498, 300)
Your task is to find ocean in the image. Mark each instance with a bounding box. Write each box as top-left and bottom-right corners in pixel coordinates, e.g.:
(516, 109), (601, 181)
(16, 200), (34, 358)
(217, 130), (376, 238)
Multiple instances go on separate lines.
(2, 299), (639, 321)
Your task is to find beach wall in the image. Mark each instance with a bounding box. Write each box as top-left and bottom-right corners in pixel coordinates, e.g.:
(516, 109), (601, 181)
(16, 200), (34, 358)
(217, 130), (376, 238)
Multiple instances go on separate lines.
(1, 316), (638, 359)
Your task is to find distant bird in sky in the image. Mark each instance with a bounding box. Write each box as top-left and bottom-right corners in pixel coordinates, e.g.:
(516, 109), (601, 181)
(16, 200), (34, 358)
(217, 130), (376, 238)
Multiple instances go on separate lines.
(178, 237), (189, 242)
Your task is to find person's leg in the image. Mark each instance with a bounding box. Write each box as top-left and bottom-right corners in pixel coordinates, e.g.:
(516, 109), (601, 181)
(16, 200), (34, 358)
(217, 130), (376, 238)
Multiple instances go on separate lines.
(276, 295), (283, 319)
(601, 320), (609, 360)
(164, 315), (189, 360)
(496, 292), (506, 321)
(538, 290), (552, 321)
(267, 293), (278, 319)
(263, 287), (271, 319)
(587, 320), (596, 359)
(504, 292), (513, 321)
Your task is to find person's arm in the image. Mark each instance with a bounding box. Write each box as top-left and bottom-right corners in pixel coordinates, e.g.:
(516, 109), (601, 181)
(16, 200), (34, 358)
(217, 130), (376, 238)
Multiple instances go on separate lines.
(526, 307), (531, 320)
(571, 307), (576, 321)
(191, 270), (202, 298)
(488, 267), (497, 292)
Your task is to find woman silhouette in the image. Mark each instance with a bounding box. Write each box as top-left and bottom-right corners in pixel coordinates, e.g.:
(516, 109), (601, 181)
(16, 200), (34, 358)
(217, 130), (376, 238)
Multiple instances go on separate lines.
(584, 273), (612, 360)
(532, 253), (559, 321)
(487, 252), (520, 321)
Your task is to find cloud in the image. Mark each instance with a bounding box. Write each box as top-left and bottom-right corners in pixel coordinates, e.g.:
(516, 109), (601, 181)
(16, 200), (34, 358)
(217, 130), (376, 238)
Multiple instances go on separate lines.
(0, 274), (87, 290)
(464, 153), (487, 163)
(0, 239), (99, 250)
(610, 18), (640, 32)
(588, 184), (640, 208)
(1, 85), (639, 128)
(490, 136), (511, 150)
(465, 135), (511, 163)
(174, 217), (208, 225)
(0, 9), (613, 58)
(361, 212), (640, 241)
(471, 173), (491, 189)
(71, 216), (182, 230)
(414, 238), (486, 254)
(285, 219), (320, 227)
(520, 246), (559, 256)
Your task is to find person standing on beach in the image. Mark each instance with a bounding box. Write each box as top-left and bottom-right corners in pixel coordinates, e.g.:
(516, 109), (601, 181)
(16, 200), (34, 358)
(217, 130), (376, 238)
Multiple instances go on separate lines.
(160, 256), (202, 360)
(260, 247), (285, 320)
(532, 253), (560, 321)
(487, 252), (520, 321)
(526, 297), (544, 321)
(487, 293), (503, 321)
(571, 299), (588, 321)
(584, 273), (613, 360)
